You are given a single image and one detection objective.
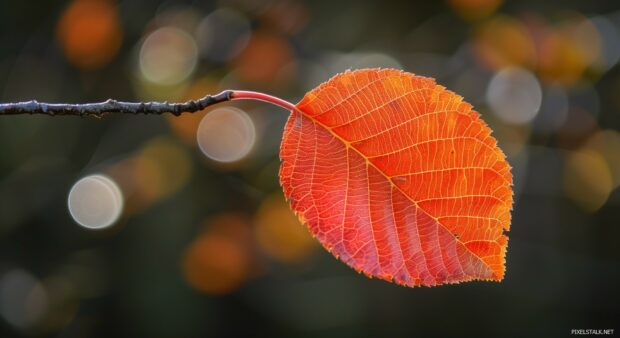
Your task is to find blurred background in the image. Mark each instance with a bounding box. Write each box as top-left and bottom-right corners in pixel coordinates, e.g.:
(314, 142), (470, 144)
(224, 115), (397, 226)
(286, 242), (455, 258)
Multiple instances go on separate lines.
(0, 0), (619, 337)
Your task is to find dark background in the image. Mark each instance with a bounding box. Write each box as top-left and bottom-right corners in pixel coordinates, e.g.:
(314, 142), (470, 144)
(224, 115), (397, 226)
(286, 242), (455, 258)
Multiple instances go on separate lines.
(0, 0), (619, 337)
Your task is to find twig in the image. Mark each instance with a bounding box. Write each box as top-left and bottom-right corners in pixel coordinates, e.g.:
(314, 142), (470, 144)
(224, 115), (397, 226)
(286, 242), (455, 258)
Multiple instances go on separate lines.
(0, 91), (234, 117)
(0, 90), (298, 118)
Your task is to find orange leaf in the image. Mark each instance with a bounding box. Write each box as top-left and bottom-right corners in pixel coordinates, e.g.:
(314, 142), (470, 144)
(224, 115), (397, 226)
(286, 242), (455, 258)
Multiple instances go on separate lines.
(279, 68), (513, 287)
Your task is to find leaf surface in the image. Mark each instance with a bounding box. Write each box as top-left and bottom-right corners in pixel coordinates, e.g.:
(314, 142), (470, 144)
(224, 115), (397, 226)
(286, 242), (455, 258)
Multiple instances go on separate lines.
(279, 68), (513, 287)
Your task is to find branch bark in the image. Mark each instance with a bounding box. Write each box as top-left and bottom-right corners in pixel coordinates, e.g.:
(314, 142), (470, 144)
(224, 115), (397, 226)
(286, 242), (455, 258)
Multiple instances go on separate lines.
(0, 90), (233, 117)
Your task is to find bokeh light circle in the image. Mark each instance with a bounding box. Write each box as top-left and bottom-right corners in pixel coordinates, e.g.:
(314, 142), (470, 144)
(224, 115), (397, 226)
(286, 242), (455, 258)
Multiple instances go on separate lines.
(591, 16), (620, 71)
(486, 67), (542, 125)
(255, 193), (317, 263)
(67, 174), (123, 229)
(195, 8), (251, 62)
(533, 85), (569, 133)
(139, 27), (198, 85)
(196, 107), (256, 163)
(564, 150), (613, 212)
(56, 0), (123, 69)
(0, 269), (48, 330)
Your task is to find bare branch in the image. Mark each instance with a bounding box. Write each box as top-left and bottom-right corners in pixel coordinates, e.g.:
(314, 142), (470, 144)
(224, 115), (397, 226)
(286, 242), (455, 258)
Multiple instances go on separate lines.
(0, 90), (233, 117)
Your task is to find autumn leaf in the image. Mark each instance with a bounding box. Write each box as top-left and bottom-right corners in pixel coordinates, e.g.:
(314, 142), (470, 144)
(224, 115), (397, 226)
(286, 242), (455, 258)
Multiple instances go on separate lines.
(279, 68), (513, 287)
